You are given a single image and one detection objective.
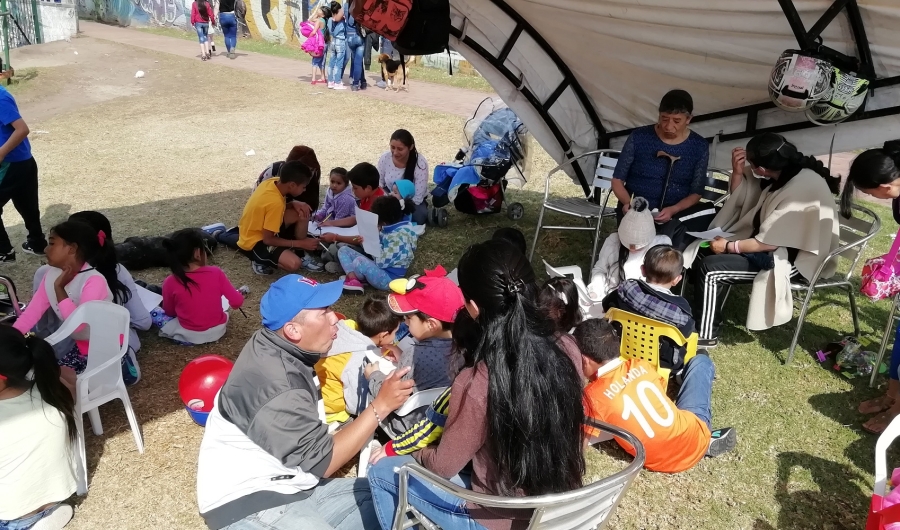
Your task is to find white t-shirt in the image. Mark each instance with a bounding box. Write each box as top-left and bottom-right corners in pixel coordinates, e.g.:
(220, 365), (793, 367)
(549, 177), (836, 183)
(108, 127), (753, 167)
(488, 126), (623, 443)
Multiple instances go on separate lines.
(0, 390), (76, 519)
(376, 151), (429, 205)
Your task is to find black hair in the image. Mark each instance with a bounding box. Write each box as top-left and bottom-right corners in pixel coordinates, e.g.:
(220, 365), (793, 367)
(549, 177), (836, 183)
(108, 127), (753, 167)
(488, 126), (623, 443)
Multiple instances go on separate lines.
(370, 195), (404, 226)
(411, 311), (454, 332)
(659, 89), (693, 115)
(278, 160), (313, 186)
(195, 0), (209, 19)
(390, 129), (424, 184)
(490, 227), (527, 256)
(67, 211), (131, 305)
(573, 318), (620, 364)
(329, 167), (348, 185)
(161, 229), (209, 292)
(51, 220), (129, 305)
(538, 277), (581, 334)
(643, 244), (683, 284)
(356, 292), (403, 338)
(840, 141), (900, 218)
(457, 240), (585, 496)
(328, 0), (341, 15)
(348, 162), (380, 190)
(450, 308), (481, 375)
(745, 133), (840, 194)
(320, 4), (332, 18)
(0, 325), (76, 444)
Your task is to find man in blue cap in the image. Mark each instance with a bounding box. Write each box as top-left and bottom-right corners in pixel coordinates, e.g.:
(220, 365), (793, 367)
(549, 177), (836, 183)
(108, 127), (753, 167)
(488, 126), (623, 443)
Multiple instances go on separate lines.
(196, 275), (414, 529)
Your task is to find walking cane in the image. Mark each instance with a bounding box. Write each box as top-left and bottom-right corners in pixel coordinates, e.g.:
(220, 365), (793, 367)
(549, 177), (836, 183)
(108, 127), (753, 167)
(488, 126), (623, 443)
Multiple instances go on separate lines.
(656, 150), (682, 209)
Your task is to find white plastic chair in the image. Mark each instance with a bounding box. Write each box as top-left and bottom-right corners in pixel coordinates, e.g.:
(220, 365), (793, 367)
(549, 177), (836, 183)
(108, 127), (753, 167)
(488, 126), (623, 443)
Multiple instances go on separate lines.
(45, 301), (144, 495)
(391, 418), (644, 530)
(875, 415), (900, 501)
(358, 386), (448, 478)
(530, 149), (620, 270)
(786, 204), (881, 364)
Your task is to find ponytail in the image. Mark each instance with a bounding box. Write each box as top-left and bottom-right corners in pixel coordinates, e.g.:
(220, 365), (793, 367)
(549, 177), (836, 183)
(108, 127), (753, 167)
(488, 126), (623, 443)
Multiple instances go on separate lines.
(0, 326), (76, 444)
(840, 141), (900, 218)
(67, 211), (130, 305)
(746, 132), (840, 194)
(162, 229), (207, 292)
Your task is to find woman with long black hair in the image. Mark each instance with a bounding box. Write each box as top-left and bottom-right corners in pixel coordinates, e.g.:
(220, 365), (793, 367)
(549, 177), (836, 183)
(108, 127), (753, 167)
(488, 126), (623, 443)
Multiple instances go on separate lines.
(367, 241), (585, 530)
(683, 132), (841, 347)
(842, 142), (900, 433)
(377, 129), (430, 225)
(0, 326), (77, 530)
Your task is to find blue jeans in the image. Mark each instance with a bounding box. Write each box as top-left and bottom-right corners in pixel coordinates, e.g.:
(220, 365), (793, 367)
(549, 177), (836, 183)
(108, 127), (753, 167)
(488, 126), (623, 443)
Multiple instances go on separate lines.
(675, 354), (715, 429)
(337, 246), (392, 290)
(219, 12), (237, 52)
(195, 22), (209, 43)
(0, 503), (65, 530)
(327, 39), (347, 84)
(347, 33), (365, 87)
(890, 322), (900, 381)
(223, 478), (377, 530)
(367, 456), (486, 530)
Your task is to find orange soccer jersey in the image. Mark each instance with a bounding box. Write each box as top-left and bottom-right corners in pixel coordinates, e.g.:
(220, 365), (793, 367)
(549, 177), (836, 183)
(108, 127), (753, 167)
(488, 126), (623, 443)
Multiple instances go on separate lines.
(584, 357), (710, 473)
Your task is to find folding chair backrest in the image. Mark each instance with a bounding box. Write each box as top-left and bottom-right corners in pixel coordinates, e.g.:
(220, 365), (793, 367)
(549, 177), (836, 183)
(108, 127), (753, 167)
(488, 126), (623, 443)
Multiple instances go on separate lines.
(46, 301), (130, 395)
(835, 204), (881, 280)
(0, 274), (22, 324)
(396, 387), (447, 416)
(533, 478), (630, 529)
(605, 308), (698, 387)
(700, 168), (731, 205)
(591, 151), (620, 190)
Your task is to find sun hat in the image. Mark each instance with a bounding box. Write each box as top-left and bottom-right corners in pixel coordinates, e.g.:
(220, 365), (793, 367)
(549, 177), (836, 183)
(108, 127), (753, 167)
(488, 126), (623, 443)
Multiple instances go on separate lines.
(618, 196), (656, 250)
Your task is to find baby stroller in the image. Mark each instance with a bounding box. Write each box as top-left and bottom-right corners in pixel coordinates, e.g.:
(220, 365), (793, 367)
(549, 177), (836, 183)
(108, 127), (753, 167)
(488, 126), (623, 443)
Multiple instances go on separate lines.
(429, 97), (531, 227)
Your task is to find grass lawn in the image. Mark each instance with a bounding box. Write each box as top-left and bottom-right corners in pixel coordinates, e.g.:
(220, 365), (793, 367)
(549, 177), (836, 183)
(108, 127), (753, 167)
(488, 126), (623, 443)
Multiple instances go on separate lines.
(138, 26), (495, 92)
(4, 35), (898, 530)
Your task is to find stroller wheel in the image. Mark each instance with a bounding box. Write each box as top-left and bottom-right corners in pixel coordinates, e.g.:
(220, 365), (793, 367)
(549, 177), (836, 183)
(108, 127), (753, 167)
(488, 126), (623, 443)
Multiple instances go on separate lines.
(507, 202), (524, 220)
(428, 207), (449, 228)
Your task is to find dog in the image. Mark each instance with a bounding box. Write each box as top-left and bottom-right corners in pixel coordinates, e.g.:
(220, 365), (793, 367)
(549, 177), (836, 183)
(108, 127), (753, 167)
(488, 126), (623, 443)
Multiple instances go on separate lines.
(378, 53), (410, 92)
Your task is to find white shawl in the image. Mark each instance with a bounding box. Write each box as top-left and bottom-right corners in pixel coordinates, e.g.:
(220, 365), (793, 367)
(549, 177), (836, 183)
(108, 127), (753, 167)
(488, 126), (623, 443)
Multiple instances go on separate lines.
(683, 168), (840, 331)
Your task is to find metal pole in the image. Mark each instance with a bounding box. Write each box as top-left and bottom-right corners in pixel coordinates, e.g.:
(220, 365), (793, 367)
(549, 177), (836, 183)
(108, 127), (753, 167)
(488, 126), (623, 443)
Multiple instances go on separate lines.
(31, 0), (41, 43)
(1, 0), (11, 85)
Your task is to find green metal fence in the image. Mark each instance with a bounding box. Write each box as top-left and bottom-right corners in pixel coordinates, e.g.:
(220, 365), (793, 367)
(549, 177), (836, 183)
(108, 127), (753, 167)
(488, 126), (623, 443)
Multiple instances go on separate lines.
(0, 0), (41, 71)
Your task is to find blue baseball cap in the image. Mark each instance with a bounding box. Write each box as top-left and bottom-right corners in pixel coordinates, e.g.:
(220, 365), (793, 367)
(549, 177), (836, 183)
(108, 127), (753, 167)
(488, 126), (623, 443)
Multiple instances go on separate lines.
(260, 275), (343, 331)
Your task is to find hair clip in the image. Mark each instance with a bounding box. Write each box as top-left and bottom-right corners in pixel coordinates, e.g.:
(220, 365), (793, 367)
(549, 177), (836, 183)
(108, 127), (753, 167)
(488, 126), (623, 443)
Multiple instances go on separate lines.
(24, 332), (35, 338)
(506, 277), (525, 294)
(97, 230), (107, 246)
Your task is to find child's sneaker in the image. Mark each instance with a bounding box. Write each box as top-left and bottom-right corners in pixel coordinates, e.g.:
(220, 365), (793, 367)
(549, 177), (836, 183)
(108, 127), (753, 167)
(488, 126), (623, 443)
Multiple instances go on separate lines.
(327, 82), (335, 89)
(252, 261), (275, 275)
(0, 249), (14, 263)
(324, 261), (343, 274)
(342, 277), (364, 293)
(32, 503), (73, 530)
(21, 240), (46, 255)
(121, 350), (141, 386)
(202, 222), (227, 238)
(302, 256), (324, 272)
(706, 427), (737, 457)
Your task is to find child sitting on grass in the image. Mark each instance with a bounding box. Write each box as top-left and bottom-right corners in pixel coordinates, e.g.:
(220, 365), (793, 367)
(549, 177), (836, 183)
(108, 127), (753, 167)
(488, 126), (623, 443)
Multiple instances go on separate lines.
(363, 266), (462, 436)
(602, 244), (695, 370)
(313, 167), (357, 227)
(575, 318), (735, 473)
(150, 229), (245, 345)
(338, 196), (418, 292)
(391, 179), (416, 223)
(313, 293), (403, 423)
(320, 162), (383, 272)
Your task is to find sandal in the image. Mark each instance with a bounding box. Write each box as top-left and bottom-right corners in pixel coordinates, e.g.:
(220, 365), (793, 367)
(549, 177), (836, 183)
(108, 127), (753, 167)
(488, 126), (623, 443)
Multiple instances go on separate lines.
(859, 395), (895, 415)
(863, 409), (900, 434)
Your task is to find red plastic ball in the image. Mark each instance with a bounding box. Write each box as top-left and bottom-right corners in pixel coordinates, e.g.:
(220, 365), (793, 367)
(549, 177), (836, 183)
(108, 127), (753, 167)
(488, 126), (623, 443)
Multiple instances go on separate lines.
(178, 354), (234, 413)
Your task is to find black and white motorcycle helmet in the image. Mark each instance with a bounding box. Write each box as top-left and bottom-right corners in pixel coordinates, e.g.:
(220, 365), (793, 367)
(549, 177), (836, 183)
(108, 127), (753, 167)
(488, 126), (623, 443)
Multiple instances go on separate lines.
(769, 50), (834, 112)
(805, 67), (870, 125)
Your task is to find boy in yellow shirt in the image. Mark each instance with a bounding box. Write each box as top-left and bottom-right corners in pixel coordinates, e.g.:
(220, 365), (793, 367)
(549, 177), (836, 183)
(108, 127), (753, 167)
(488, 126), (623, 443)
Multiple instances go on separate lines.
(236, 161), (322, 275)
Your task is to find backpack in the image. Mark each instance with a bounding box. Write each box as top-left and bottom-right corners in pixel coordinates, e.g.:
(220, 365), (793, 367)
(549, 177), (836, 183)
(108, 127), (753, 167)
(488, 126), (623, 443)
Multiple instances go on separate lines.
(393, 0), (450, 56)
(350, 0), (412, 40)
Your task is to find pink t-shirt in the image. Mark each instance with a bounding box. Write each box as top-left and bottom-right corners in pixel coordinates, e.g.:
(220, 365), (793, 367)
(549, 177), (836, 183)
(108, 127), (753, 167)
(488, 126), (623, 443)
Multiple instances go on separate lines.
(162, 266), (243, 332)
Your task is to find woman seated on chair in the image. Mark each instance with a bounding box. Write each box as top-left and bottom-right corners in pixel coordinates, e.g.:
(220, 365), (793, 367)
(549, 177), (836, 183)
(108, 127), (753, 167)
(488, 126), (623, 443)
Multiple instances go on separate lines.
(681, 133), (841, 348)
(842, 141), (900, 433)
(0, 326), (77, 530)
(365, 241), (585, 530)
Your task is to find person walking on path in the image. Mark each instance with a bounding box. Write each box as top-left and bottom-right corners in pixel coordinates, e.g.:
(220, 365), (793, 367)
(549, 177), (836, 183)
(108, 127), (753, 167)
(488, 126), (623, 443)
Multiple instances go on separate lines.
(191, 0), (215, 61)
(325, 1), (348, 90)
(0, 80), (46, 263)
(217, 0), (239, 59)
(344, 1), (367, 91)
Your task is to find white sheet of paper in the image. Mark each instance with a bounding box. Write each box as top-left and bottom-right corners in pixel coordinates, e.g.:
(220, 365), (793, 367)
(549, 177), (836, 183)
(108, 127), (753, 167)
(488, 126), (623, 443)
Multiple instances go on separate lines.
(446, 268), (459, 286)
(355, 206), (382, 258)
(686, 228), (735, 241)
(364, 351), (396, 375)
(136, 285), (162, 312)
(677, 207), (718, 223)
(307, 221), (359, 237)
(412, 224), (426, 236)
(222, 295), (230, 312)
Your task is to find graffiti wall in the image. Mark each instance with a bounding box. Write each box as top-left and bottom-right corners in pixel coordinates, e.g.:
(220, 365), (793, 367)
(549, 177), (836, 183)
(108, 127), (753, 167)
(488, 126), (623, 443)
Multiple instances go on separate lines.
(78, 0), (321, 44)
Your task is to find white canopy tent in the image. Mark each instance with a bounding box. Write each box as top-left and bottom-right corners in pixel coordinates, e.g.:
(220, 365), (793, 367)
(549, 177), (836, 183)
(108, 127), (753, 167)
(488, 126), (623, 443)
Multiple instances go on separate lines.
(445, 0), (900, 193)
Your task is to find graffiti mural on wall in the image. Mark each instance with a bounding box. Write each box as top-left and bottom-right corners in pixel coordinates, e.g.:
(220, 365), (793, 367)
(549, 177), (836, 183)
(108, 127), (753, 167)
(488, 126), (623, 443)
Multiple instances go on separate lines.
(79, 0), (322, 43)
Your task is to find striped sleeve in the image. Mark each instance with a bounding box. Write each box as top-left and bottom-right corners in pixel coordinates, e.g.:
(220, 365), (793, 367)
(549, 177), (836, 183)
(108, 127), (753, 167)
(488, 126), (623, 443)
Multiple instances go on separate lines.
(386, 388), (452, 456)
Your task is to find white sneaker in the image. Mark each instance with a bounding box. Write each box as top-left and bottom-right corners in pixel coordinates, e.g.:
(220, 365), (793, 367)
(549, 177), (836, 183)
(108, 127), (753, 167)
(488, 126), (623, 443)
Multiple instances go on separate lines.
(333, 84), (347, 90)
(327, 82), (335, 89)
(32, 504), (73, 530)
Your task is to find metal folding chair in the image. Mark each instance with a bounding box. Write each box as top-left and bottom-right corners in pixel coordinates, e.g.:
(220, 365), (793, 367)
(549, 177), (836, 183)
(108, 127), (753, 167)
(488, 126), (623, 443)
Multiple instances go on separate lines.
(530, 149), (620, 270)
(786, 204), (881, 364)
(391, 418), (644, 530)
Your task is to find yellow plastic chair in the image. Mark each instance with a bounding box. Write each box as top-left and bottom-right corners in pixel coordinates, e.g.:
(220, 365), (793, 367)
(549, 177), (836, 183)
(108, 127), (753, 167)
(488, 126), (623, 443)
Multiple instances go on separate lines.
(605, 308), (698, 389)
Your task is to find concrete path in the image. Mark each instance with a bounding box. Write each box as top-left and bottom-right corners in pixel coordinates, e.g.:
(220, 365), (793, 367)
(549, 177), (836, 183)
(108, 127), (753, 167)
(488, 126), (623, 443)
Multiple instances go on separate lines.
(78, 21), (494, 118)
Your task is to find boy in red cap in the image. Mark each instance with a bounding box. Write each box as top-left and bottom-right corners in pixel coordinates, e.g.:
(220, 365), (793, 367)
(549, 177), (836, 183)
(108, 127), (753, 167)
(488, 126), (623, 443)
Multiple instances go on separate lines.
(363, 266), (463, 436)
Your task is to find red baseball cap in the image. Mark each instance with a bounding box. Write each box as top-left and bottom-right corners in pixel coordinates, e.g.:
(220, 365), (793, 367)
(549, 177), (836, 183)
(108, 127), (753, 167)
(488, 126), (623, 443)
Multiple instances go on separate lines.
(388, 266), (464, 323)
